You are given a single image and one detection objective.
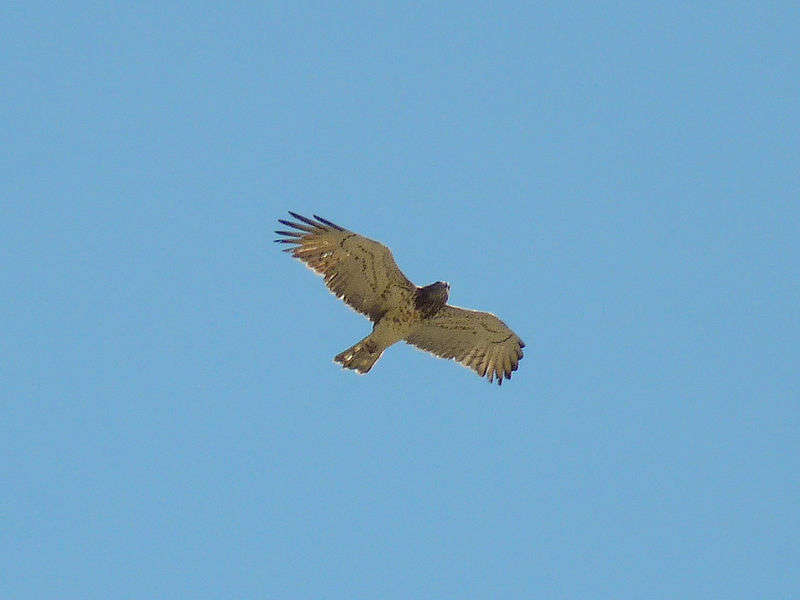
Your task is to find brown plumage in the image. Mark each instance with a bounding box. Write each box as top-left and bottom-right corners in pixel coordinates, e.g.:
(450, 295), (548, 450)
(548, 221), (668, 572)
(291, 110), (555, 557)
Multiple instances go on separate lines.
(276, 212), (525, 385)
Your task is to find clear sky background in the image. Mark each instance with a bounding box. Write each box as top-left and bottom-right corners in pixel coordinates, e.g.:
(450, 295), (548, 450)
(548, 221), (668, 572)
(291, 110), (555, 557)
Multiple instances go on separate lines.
(3, 2), (798, 598)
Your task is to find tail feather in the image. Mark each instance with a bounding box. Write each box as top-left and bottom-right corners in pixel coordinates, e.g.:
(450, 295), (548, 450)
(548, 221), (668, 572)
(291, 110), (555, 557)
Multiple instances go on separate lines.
(334, 338), (383, 374)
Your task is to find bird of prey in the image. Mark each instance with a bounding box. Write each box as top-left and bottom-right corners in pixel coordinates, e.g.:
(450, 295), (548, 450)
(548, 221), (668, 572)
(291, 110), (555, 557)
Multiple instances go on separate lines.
(275, 212), (525, 385)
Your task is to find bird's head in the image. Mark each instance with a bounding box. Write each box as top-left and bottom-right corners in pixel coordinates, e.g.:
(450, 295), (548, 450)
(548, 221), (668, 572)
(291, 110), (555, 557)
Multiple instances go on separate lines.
(430, 281), (450, 302)
(415, 281), (450, 317)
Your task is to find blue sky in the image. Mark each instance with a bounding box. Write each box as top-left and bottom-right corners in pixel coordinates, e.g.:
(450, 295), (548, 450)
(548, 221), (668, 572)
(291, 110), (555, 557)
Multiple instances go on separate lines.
(3, 2), (798, 598)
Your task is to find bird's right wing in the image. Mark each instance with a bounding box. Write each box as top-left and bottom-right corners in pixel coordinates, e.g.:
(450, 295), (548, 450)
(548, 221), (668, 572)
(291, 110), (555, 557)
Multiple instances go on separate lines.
(405, 305), (525, 385)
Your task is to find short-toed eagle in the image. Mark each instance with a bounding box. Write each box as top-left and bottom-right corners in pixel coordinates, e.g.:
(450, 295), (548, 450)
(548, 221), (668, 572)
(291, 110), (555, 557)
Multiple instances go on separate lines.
(276, 212), (525, 385)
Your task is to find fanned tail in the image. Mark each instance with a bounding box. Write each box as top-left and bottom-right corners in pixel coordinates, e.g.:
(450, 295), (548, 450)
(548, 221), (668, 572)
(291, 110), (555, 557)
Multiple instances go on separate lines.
(334, 337), (384, 374)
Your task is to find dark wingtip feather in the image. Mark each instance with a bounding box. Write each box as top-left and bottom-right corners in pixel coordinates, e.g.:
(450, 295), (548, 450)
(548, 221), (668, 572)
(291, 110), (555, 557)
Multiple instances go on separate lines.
(287, 212), (320, 228)
(278, 218), (314, 232)
(313, 214), (345, 231)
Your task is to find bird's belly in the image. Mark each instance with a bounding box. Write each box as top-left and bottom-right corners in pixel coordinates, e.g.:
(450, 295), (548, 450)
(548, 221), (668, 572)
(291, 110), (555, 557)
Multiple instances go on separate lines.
(372, 309), (421, 346)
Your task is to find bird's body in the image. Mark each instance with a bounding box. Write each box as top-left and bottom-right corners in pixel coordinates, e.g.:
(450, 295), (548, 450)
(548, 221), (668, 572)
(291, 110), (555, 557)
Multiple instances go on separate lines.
(276, 212), (524, 385)
(334, 307), (421, 374)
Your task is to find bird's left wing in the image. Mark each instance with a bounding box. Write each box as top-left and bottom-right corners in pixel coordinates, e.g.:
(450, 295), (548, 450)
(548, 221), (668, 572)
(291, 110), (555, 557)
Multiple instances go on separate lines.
(275, 212), (416, 321)
(405, 305), (525, 385)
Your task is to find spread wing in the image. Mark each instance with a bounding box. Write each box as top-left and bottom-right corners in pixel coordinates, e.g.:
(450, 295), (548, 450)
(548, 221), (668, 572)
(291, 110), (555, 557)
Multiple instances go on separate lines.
(275, 212), (416, 321)
(405, 305), (525, 385)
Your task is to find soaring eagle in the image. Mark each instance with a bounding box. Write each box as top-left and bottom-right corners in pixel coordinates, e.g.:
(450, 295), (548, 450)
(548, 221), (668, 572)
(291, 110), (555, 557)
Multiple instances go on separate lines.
(275, 212), (525, 385)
